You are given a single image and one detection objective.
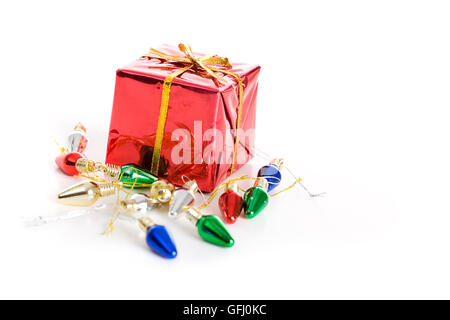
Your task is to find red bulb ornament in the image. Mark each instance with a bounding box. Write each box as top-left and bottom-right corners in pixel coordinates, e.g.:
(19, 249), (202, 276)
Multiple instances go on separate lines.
(218, 182), (243, 224)
(55, 152), (84, 176)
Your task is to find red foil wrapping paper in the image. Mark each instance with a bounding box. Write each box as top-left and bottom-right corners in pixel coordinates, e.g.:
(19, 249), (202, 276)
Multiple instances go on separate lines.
(106, 44), (261, 192)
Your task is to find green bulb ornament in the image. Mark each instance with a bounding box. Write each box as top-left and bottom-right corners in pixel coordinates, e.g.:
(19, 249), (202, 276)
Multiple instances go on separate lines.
(117, 164), (158, 186)
(75, 159), (158, 188)
(182, 206), (234, 247)
(243, 177), (269, 218)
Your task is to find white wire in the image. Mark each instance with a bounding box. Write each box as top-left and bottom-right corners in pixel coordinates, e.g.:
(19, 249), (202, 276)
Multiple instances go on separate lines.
(252, 146), (326, 198)
(23, 202), (154, 228)
(22, 207), (100, 227)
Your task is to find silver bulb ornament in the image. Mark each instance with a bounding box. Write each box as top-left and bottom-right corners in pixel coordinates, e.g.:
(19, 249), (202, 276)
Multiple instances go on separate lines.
(67, 122), (88, 154)
(168, 180), (198, 218)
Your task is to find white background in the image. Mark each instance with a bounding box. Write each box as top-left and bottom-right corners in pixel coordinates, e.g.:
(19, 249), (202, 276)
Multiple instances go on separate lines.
(1, 0), (449, 299)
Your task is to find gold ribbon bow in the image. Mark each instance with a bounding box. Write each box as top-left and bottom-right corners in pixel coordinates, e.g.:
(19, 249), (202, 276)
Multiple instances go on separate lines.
(142, 43), (244, 176)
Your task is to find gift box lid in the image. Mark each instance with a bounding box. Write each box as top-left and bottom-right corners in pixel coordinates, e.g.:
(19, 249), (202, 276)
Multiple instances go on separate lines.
(117, 44), (260, 92)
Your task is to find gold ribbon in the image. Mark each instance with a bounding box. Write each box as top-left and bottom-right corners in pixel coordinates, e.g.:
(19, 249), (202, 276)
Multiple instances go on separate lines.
(142, 44), (243, 176)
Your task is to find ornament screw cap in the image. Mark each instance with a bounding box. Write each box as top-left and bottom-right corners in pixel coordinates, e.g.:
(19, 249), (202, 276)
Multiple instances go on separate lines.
(254, 177), (269, 191)
(224, 181), (238, 193)
(75, 158), (96, 174)
(73, 122), (86, 133)
(269, 158), (284, 169)
(183, 180), (199, 193)
(138, 216), (156, 232)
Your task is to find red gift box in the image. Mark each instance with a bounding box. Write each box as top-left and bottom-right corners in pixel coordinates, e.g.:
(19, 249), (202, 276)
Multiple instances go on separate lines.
(106, 44), (261, 192)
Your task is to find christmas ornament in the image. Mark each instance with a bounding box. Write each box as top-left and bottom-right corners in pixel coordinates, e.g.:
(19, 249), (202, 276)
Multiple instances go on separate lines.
(106, 163), (158, 186)
(67, 122), (88, 154)
(118, 192), (178, 259)
(257, 158), (284, 193)
(138, 217), (177, 259)
(55, 152), (84, 176)
(57, 181), (116, 206)
(218, 182), (243, 224)
(120, 181), (174, 212)
(76, 159), (158, 187)
(168, 180), (198, 218)
(120, 194), (178, 259)
(149, 180), (175, 204)
(182, 206), (234, 247)
(243, 177), (269, 219)
(120, 193), (156, 212)
(55, 122), (88, 176)
(120, 193), (177, 259)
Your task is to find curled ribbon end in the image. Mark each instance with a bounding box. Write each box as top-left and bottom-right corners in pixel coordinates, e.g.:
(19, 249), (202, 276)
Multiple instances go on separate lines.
(222, 58), (232, 69)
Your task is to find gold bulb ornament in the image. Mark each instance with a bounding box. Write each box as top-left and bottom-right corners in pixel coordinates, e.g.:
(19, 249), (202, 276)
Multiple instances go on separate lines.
(57, 181), (117, 206)
(149, 180), (175, 204)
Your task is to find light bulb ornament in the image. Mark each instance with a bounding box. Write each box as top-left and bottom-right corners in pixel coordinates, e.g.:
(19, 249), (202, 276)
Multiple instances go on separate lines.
(257, 158), (284, 193)
(137, 217), (178, 259)
(218, 182), (243, 224)
(67, 122), (88, 154)
(57, 180), (118, 206)
(54, 122), (88, 176)
(168, 180), (198, 218)
(149, 180), (175, 204)
(55, 152), (84, 176)
(120, 192), (177, 259)
(75, 159), (158, 188)
(181, 206), (234, 247)
(120, 193), (157, 212)
(243, 177), (270, 219)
